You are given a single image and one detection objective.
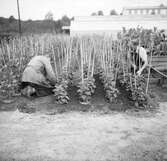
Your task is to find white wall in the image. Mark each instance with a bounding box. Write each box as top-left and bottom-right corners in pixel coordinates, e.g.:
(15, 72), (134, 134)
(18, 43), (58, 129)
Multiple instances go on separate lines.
(70, 15), (167, 37)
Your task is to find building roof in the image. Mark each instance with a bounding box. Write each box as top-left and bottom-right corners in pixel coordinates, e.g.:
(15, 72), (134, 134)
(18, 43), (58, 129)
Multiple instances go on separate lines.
(73, 15), (167, 22)
(70, 14), (167, 36)
(123, 4), (167, 10)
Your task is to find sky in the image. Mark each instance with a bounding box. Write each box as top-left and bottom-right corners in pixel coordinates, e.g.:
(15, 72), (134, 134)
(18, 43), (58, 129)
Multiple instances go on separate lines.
(0, 0), (167, 20)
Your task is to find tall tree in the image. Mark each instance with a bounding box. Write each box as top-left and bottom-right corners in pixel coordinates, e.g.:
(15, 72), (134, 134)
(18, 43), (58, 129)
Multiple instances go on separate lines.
(61, 15), (70, 26)
(45, 11), (54, 20)
(9, 16), (15, 23)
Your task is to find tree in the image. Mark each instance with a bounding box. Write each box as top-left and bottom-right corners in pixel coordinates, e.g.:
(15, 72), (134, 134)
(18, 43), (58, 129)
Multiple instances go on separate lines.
(61, 15), (70, 26)
(44, 11), (55, 33)
(54, 20), (62, 33)
(45, 11), (54, 20)
(110, 9), (118, 15)
(9, 16), (15, 23)
(91, 12), (97, 16)
(97, 10), (104, 16)
(27, 19), (32, 22)
(160, 3), (165, 7)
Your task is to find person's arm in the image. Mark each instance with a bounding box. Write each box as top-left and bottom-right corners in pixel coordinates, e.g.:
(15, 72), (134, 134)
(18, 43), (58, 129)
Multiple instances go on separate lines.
(131, 62), (137, 71)
(128, 51), (137, 71)
(137, 47), (148, 76)
(44, 58), (57, 85)
(137, 61), (147, 76)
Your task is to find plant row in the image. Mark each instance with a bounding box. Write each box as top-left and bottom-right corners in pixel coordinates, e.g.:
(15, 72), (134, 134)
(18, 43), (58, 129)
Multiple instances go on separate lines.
(0, 29), (161, 109)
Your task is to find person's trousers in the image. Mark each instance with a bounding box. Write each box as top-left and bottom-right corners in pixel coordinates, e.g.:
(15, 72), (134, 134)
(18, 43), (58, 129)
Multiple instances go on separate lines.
(20, 82), (55, 97)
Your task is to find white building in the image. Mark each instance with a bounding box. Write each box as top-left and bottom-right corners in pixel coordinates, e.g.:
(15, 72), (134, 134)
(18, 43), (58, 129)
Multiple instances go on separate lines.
(122, 4), (167, 16)
(70, 15), (167, 37)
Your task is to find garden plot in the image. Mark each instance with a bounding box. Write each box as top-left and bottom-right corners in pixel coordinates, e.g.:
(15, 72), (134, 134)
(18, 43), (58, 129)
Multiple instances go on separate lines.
(1, 28), (166, 109)
(0, 28), (167, 161)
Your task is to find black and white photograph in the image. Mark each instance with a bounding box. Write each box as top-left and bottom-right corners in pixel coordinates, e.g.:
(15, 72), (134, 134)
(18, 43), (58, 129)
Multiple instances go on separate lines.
(0, 0), (167, 160)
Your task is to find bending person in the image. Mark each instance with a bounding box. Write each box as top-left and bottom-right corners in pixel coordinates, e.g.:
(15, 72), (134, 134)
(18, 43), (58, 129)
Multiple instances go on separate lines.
(20, 55), (57, 97)
(130, 45), (148, 76)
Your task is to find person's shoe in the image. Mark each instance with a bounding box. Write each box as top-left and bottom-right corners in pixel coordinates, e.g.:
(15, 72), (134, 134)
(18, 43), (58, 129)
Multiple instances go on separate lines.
(21, 86), (36, 97)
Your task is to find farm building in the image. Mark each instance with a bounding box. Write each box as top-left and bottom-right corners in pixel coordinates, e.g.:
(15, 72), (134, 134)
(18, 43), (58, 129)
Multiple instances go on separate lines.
(122, 4), (167, 16)
(70, 15), (167, 37)
(70, 4), (167, 37)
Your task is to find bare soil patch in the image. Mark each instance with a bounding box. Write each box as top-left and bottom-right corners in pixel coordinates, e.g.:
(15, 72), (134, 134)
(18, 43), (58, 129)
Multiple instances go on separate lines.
(0, 103), (167, 161)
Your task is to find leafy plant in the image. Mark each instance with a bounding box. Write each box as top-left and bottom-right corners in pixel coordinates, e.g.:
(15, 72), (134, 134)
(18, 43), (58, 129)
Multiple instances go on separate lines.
(0, 62), (21, 98)
(99, 68), (119, 103)
(119, 27), (167, 56)
(77, 77), (96, 104)
(0, 31), (160, 109)
(118, 74), (151, 108)
(53, 78), (69, 104)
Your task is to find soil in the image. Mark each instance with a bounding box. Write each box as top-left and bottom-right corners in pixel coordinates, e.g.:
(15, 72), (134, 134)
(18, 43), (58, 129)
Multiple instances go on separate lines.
(0, 77), (167, 161)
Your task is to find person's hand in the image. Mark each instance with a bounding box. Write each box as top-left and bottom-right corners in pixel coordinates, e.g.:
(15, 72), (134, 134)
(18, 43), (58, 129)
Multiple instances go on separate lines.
(137, 70), (141, 76)
(132, 64), (137, 70)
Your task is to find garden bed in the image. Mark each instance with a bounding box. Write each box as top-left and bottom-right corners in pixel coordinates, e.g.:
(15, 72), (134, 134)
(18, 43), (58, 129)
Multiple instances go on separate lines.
(0, 29), (165, 113)
(0, 74), (159, 114)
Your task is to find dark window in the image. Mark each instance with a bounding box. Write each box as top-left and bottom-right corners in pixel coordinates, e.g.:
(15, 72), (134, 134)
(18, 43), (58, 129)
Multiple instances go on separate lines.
(151, 9), (155, 15)
(140, 10), (143, 14)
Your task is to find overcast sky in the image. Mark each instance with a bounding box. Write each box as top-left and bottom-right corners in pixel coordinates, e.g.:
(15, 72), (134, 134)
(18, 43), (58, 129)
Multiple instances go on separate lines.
(0, 0), (167, 20)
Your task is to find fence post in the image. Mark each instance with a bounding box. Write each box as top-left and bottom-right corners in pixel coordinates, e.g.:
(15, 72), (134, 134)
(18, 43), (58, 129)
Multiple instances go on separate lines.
(17, 0), (22, 37)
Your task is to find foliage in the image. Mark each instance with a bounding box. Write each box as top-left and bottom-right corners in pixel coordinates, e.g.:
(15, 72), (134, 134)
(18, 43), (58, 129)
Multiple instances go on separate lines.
(61, 15), (71, 26)
(91, 12), (97, 16)
(97, 10), (104, 16)
(110, 10), (118, 15)
(0, 31), (160, 109)
(0, 15), (71, 34)
(9, 16), (16, 23)
(99, 68), (119, 103)
(44, 11), (54, 21)
(77, 77), (96, 104)
(0, 59), (20, 98)
(118, 27), (167, 56)
(53, 78), (69, 104)
(118, 74), (152, 109)
(53, 65), (72, 104)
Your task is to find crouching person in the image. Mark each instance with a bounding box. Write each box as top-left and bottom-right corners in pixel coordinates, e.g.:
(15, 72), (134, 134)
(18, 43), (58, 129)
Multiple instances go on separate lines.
(20, 55), (57, 97)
